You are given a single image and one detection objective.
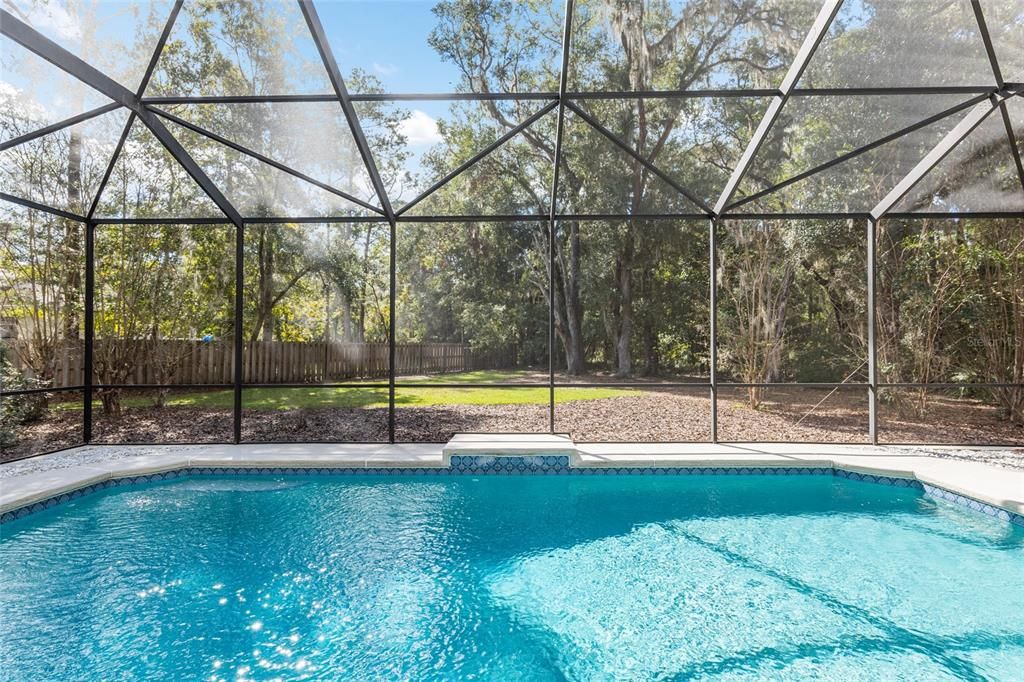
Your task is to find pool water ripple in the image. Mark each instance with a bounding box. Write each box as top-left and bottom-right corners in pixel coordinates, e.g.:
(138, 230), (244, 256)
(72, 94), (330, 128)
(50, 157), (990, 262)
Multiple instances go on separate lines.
(1, 474), (1021, 681)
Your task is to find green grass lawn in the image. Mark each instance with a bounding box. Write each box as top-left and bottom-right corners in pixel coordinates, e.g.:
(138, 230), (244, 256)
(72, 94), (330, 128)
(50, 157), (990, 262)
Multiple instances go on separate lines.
(73, 370), (638, 410)
(374, 369), (536, 384)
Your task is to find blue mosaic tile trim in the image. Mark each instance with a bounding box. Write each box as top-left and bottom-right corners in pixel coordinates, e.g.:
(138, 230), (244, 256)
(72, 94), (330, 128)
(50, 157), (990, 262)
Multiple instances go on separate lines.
(449, 454), (571, 473)
(833, 468), (924, 489)
(566, 466), (833, 476)
(1, 469), (189, 524)
(185, 466), (446, 476)
(921, 482), (1024, 528)
(3, 462), (1021, 528)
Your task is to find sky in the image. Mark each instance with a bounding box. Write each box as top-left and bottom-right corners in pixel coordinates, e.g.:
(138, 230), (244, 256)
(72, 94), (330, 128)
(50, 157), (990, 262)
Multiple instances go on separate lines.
(1, 0), (504, 199)
(315, 0), (469, 94)
(6, 0), (1011, 206)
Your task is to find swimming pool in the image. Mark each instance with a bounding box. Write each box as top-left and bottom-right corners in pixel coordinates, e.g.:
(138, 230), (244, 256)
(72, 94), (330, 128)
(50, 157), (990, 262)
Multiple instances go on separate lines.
(1, 471), (1022, 680)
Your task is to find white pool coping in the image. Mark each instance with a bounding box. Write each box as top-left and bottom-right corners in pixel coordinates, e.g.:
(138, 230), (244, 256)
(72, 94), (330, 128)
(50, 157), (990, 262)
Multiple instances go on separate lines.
(1, 442), (1022, 518)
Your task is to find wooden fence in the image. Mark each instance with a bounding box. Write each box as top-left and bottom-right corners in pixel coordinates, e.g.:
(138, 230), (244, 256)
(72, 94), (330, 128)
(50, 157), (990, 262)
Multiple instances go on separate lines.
(3, 340), (515, 388)
(3, 340), (85, 388)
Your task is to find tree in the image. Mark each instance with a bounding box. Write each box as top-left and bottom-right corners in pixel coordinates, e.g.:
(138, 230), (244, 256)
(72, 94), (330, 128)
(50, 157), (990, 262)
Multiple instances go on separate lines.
(429, 0), (807, 375)
(92, 224), (231, 413)
(0, 210), (82, 386)
(144, 0), (405, 351)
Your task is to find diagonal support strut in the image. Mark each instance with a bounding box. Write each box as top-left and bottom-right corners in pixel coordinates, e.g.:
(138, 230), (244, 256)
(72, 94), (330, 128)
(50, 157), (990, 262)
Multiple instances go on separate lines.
(0, 6), (243, 228)
(395, 101), (558, 216)
(712, 0), (844, 215)
(566, 100), (714, 215)
(870, 94), (1010, 220)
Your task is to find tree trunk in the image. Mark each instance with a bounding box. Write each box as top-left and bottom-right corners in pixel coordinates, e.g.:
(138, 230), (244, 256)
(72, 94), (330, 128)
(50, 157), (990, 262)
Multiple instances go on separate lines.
(258, 227), (275, 342)
(641, 318), (658, 376)
(101, 389), (121, 417)
(341, 297), (353, 342)
(615, 242), (634, 377)
(557, 222), (585, 375)
(764, 266), (794, 382)
(62, 129), (82, 341)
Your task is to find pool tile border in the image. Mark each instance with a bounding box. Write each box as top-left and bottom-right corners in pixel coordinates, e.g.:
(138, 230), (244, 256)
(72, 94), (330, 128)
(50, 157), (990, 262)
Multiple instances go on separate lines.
(2, 456), (1021, 527)
(919, 482), (1021, 524)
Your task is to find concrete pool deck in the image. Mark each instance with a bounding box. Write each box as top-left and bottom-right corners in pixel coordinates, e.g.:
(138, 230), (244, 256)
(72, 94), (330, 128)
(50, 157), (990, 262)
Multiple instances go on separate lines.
(1, 440), (1022, 520)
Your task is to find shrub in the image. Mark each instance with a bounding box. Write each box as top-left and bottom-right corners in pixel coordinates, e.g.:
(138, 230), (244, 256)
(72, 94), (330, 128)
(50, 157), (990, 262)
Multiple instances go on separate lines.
(0, 343), (48, 448)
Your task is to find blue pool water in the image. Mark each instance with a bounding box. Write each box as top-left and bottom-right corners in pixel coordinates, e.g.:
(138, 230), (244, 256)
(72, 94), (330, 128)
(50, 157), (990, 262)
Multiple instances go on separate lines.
(1, 474), (1022, 681)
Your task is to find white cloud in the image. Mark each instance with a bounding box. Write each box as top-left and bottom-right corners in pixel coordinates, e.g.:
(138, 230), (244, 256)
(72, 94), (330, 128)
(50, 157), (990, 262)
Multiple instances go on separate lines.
(0, 81), (20, 102)
(398, 109), (442, 146)
(372, 62), (398, 76)
(0, 81), (50, 125)
(14, 0), (82, 42)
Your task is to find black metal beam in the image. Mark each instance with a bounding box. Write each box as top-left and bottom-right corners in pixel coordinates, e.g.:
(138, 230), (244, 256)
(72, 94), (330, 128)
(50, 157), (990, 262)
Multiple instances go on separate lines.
(1, 9), (132, 106)
(294, 0), (400, 443)
(998, 102), (1024, 196)
(723, 93), (990, 213)
(886, 210), (1024, 219)
(709, 217), (718, 442)
(143, 93), (556, 104)
(137, 0), (183, 95)
(566, 100), (714, 215)
(82, 210), (1024, 226)
(83, 221), (94, 442)
(878, 382), (1024, 388)
(86, 113), (136, 219)
(297, 1), (394, 221)
(0, 192), (88, 222)
(144, 94), (339, 105)
(699, 211), (874, 220)
(233, 221), (244, 443)
(572, 87), (1002, 99)
(713, 0), (844, 215)
(395, 101), (558, 216)
(866, 217), (877, 444)
(397, 213), (548, 223)
(0, 385), (85, 397)
(0, 102), (123, 152)
(548, 0), (574, 433)
(871, 95), (1003, 220)
(86, 0), (182, 220)
(793, 86), (998, 97)
(93, 383), (234, 390)
(387, 231), (396, 443)
(91, 215), (230, 225)
(349, 92), (557, 102)
(718, 382), (865, 388)
(969, 1), (1024, 201)
(0, 6), (243, 228)
(139, 111), (244, 226)
(555, 212), (710, 221)
(138, 86), (1000, 106)
(92, 215), (386, 225)
(149, 106), (384, 215)
(970, 0), (1004, 89)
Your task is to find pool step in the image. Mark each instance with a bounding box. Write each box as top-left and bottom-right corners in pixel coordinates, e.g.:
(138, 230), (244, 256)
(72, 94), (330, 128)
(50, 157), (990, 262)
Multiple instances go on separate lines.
(442, 433), (578, 466)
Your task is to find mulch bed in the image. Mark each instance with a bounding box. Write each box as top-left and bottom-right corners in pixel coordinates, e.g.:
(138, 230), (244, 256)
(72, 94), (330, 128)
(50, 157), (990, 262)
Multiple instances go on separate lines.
(876, 395), (1022, 444)
(4, 388), (1021, 461)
